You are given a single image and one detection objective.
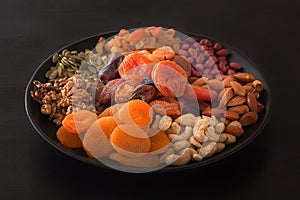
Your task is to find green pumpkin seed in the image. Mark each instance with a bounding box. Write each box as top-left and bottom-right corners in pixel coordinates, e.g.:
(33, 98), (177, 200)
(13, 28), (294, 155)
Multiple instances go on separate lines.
(45, 70), (52, 78)
(68, 71), (74, 77)
(82, 69), (90, 75)
(61, 57), (71, 67)
(68, 59), (78, 67)
(78, 52), (86, 59)
(49, 70), (58, 80)
(57, 66), (63, 77)
(66, 68), (75, 72)
(87, 65), (97, 74)
(63, 70), (68, 76)
(52, 53), (59, 63)
(62, 49), (68, 56)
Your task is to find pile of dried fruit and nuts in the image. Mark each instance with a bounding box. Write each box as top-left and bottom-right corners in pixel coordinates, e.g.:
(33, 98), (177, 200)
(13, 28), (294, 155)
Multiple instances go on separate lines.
(30, 26), (265, 168)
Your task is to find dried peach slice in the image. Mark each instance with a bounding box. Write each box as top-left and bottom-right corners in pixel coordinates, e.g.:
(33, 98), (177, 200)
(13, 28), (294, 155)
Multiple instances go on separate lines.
(116, 99), (153, 127)
(62, 110), (97, 134)
(149, 130), (170, 154)
(118, 52), (153, 82)
(56, 126), (82, 148)
(152, 60), (188, 98)
(82, 117), (117, 158)
(110, 124), (151, 157)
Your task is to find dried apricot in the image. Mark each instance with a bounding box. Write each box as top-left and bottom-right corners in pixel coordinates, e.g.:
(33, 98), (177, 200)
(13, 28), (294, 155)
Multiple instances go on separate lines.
(110, 124), (151, 157)
(149, 130), (170, 154)
(97, 116), (118, 138)
(82, 118), (116, 158)
(56, 126), (82, 148)
(117, 99), (153, 127)
(118, 52), (153, 82)
(152, 46), (175, 61)
(152, 60), (187, 98)
(98, 103), (124, 118)
(62, 110), (97, 134)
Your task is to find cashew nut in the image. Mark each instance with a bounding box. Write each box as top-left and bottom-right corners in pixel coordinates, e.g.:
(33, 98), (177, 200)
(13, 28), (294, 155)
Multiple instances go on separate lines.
(166, 122), (181, 134)
(209, 116), (218, 127)
(217, 133), (227, 143)
(198, 142), (216, 157)
(225, 134), (236, 144)
(217, 133), (236, 144)
(215, 122), (225, 134)
(173, 140), (190, 152)
(165, 149), (192, 166)
(151, 114), (161, 129)
(189, 136), (202, 148)
(159, 147), (175, 163)
(193, 118), (210, 142)
(158, 115), (172, 131)
(205, 143), (226, 158)
(205, 126), (219, 141)
(175, 113), (200, 127)
(192, 153), (203, 161)
(171, 126), (193, 142)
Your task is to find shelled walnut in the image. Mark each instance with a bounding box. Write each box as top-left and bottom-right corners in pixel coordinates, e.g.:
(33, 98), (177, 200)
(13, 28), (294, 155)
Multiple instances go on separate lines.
(31, 74), (103, 126)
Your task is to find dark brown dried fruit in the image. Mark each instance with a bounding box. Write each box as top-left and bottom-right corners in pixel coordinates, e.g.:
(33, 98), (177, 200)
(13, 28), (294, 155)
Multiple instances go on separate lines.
(130, 84), (158, 103)
(173, 55), (192, 77)
(99, 78), (124, 105)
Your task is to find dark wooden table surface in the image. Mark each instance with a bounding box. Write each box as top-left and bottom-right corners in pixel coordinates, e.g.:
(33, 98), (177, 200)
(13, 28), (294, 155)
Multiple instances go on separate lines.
(1, 0), (299, 199)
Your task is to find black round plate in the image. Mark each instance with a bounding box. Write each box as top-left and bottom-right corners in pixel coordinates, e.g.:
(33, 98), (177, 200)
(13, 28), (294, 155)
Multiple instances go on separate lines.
(25, 31), (270, 172)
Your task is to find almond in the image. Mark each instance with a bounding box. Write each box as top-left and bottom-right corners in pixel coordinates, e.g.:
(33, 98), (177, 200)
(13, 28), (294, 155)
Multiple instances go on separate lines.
(230, 81), (246, 96)
(225, 110), (240, 120)
(233, 73), (255, 83)
(253, 80), (263, 92)
(243, 85), (255, 93)
(222, 76), (236, 87)
(224, 119), (231, 126)
(257, 101), (264, 113)
(219, 88), (234, 107)
(207, 79), (224, 91)
(202, 108), (225, 117)
(239, 112), (258, 126)
(192, 77), (208, 87)
(228, 120), (242, 128)
(199, 101), (211, 112)
(227, 96), (247, 106)
(224, 126), (244, 137)
(247, 92), (258, 112)
(228, 105), (249, 115)
(253, 91), (260, 99)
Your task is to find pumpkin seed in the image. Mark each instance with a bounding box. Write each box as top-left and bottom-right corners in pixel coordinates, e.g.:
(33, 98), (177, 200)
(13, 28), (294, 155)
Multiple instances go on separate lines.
(49, 70), (58, 80)
(66, 68), (75, 72)
(87, 65), (97, 74)
(52, 53), (59, 63)
(45, 70), (52, 78)
(57, 66), (63, 77)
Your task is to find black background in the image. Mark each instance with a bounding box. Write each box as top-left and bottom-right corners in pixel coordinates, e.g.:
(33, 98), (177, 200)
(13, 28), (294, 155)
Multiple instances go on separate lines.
(1, 0), (299, 199)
